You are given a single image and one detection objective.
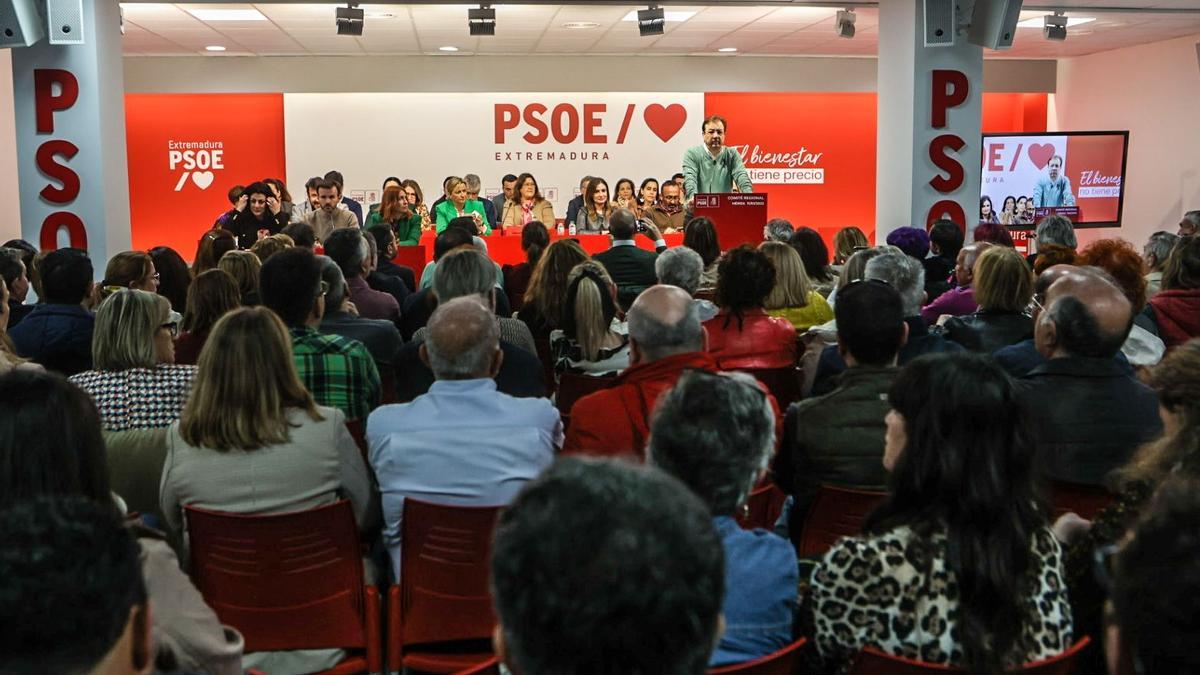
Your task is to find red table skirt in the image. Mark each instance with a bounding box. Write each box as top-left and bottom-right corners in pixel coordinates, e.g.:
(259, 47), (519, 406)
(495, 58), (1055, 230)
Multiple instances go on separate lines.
(392, 230), (686, 271)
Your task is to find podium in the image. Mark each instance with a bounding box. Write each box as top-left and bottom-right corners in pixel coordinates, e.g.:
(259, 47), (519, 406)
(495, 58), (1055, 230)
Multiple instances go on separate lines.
(692, 193), (768, 251)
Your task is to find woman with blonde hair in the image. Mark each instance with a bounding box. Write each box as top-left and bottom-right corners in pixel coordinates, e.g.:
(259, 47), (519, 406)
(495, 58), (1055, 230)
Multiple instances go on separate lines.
(217, 250), (262, 306)
(249, 233), (293, 263)
(760, 241), (833, 331)
(518, 239), (591, 340)
(175, 270), (241, 366)
(0, 278), (39, 374)
(433, 176), (491, 235)
(550, 260), (629, 377)
(70, 289), (193, 432)
(832, 226), (870, 267)
(102, 251), (159, 298)
(942, 246), (1034, 352)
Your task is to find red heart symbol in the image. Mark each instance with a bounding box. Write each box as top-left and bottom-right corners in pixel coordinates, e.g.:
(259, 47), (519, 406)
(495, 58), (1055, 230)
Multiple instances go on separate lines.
(643, 104), (687, 143)
(1028, 143), (1055, 169)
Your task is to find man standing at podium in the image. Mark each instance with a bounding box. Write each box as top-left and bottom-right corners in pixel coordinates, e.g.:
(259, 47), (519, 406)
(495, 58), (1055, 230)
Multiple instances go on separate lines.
(682, 115), (754, 206)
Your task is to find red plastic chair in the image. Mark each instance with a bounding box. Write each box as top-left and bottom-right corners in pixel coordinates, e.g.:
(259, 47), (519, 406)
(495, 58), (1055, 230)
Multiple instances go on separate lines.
(738, 366), (804, 409)
(1050, 480), (1116, 521)
(454, 657), (501, 674)
(846, 636), (1091, 674)
(387, 499), (503, 673)
(736, 482), (789, 531)
(709, 637), (808, 674)
(184, 500), (381, 674)
(796, 486), (888, 558)
(555, 371), (618, 430)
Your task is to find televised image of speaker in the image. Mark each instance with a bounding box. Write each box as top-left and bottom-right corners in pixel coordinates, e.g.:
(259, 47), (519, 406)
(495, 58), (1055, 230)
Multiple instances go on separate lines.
(46, 0), (84, 44)
(0, 0), (45, 48)
(968, 0), (1023, 50)
(923, 0), (956, 47)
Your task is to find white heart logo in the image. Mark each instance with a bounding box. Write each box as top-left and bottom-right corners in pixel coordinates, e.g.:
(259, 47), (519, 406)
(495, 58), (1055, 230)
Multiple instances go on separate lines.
(192, 171), (214, 190)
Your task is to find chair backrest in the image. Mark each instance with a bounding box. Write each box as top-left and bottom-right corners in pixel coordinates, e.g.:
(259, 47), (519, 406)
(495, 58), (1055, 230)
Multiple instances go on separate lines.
(1050, 481), (1115, 521)
(398, 498), (503, 647)
(103, 428), (169, 525)
(708, 637), (807, 674)
(847, 637), (1092, 674)
(455, 657), (501, 675)
(797, 485), (888, 558)
(185, 500), (368, 652)
(737, 366), (803, 409)
(394, 245), (427, 273)
(345, 419), (368, 461)
(556, 372), (617, 417)
(736, 482), (789, 531)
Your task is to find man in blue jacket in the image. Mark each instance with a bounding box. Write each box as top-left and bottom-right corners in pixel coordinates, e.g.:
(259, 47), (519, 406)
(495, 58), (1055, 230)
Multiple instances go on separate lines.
(10, 248), (96, 375)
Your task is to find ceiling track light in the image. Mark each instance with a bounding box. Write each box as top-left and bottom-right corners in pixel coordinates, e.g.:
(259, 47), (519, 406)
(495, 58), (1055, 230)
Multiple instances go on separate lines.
(336, 3), (363, 36)
(1043, 11), (1067, 41)
(469, 5), (496, 36)
(835, 8), (856, 39)
(638, 5), (665, 37)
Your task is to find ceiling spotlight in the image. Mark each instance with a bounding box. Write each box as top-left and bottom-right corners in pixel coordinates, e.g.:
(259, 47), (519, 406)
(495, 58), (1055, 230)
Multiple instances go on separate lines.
(469, 6), (496, 36)
(638, 6), (665, 37)
(717, 47), (738, 53)
(1043, 12), (1067, 41)
(835, 9), (856, 39)
(205, 45), (226, 52)
(336, 4), (364, 36)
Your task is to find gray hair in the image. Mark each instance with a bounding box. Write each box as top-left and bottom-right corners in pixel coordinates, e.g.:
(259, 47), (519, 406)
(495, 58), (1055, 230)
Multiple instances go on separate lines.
(425, 296), (499, 379)
(1183, 211), (1200, 228)
(1145, 231), (1180, 270)
(627, 295), (703, 361)
(648, 370), (775, 516)
(464, 174), (482, 192)
(865, 251), (925, 316)
(1036, 214), (1077, 249)
(764, 218), (794, 243)
(655, 247), (704, 294)
(317, 255), (348, 311)
(434, 249), (494, 302)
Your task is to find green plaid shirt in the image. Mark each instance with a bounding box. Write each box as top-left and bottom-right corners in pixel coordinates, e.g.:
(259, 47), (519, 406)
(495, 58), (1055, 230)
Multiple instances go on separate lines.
(289, 327), (380, 421)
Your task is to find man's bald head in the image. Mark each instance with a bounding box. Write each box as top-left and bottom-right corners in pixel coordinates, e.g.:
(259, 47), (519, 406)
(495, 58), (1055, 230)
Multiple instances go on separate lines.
(421, 296), (502, 380)
(627, 285), (704, 363)
(1036, 268), (1133, 360)
(955, 242), (993, 284)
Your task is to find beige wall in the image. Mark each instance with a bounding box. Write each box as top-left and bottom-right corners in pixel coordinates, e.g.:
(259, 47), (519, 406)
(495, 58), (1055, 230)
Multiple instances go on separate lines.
(1052, 33), (1200, 249)
(0, 50), (20, 242)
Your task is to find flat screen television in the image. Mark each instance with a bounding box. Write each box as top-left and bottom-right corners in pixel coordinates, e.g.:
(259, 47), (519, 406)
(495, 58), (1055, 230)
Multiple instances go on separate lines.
(979, 131), (1129, 229)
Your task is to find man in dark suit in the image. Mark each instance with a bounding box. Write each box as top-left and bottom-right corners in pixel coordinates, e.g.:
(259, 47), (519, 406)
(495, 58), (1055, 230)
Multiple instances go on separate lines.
(392, 338), (546, 403)
(592, 208), (668, 309)
(563, 175), (593, 229)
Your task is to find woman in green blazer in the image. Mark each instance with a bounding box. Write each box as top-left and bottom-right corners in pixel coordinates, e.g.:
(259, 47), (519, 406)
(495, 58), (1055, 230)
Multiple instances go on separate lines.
(434, 176), (492, 235)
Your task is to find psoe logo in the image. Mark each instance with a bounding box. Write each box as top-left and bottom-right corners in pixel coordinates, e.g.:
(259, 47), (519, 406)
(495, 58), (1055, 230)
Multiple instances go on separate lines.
(167, 140), (225, 191)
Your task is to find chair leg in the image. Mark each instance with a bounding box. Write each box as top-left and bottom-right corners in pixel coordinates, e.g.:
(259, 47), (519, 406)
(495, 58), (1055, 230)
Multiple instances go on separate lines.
(365, 585), (383, 674)
(386, 584), (401, 674)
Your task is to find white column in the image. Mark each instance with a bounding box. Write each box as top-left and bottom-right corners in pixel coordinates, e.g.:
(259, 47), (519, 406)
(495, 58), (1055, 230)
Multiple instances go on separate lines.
(876, 0), (983, 242)
(11, 0), (130, 263)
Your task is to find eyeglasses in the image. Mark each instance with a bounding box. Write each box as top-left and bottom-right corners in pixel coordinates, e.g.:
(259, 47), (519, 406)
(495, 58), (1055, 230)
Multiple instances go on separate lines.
(317, 280), (330, 298)
(1030, 293), (1045, 313)
(840, 278), (891, 292)
(160, 321), (179, 338)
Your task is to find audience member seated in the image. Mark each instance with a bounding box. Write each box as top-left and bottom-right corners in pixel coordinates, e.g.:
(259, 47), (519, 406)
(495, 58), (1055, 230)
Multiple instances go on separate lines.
(924, 219), (963, 302)
(1033, 242), (1078, 275)
(760, 241), (833, 331)
(1181, 210), (1200, 236)
(1145, 234), (1200, 349)
(365, 185), (421, 246)
(993, 264), (1077, 377)
(160, 309), (379, 613)
(1142, 230), (1179, 298)
(683, 215), (721, 291)
(501, 220), (548, 311)
(885, 226), (930, 263)
(1018, 268), (1162, 484)
(499, 172), (555, 229)
(516, 238), (590, 340)
(0, 247), (32, 328)
(491, 458), (724, 674)
(324, 228), (400, 324)
(0, 370), (243, 674)
(191, 228), (236, 277)
(280, 221), (317, 251)
(149, 246), (192, 313)
(704, 245), (797, 370)
(655, 246), (718, 320)
(920, 241), (990, 325)
(260, 248), (380, 422)
(317, 256), (400, 369)
(789, 227), (837, 297)
(573, 177), (614, 232)
(324, 170), (364, 226)
(649, 370), (797, 667)
(644, 180), (686, 233)
(70, 289), (193, 432)
(831, 225), (869, 268)
(11, 247), (96, 376)
(1108, 477), (1200, 675)
(303, 178), (358, 243)
(228, 181), (289, 250)
(763, 217), (794, 243)
(1079, 238), (1166, 367)
(0, 279), (38, 374)
(412, 249), (534, 352)
(564, 285), (714, 458)
(805, 353), (1073, 671)
(216, 250), (261, 306)
(175, 270), (240, 366)
(359, 228), (410, 313)
(973, 221), (1015, 247)
(551, 261), (630, 378)
(368, 297), (559, 579)
(1029, 214), (1078, 270)
(811, 250), (963, 395)
(434, 176), (492, 235)
(774, 279), (905, 540)
(941, 245), (1034, 352)
(366, 224), (417, 292)
(248, 233), (291, 263)
(592, 208), (667, 308)
(101, 250), (160, 296)
(403, 226), (473, 339)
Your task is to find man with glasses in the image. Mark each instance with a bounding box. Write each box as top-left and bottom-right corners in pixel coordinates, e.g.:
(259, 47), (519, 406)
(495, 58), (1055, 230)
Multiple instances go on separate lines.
(260, 248), (380, 422)
(464, 174), (498, 230)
